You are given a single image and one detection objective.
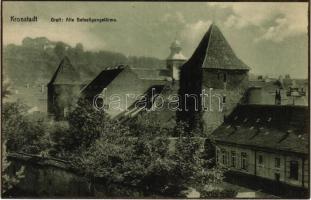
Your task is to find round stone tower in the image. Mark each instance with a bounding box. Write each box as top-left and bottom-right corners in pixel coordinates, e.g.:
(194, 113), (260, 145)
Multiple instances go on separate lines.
(166, 39), (187, 81)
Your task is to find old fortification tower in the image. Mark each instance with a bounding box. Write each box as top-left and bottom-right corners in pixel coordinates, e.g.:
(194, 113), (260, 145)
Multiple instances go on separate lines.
(178, 24), (250, 134)
(47, 57), (82, 120)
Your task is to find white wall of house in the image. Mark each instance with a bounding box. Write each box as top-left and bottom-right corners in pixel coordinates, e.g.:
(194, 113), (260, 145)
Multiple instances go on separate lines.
(215, 144), (308, 189)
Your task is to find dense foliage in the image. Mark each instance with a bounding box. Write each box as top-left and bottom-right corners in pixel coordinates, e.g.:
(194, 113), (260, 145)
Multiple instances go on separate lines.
(2, 101), (51, 154)
(62, 101), (223, 197)
(2, 99), (228, 198)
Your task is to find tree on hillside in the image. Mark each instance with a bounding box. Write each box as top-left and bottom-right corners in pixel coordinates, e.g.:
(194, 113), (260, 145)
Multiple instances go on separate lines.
(4, 37), (165, 85)
(54, 42), (66, 60)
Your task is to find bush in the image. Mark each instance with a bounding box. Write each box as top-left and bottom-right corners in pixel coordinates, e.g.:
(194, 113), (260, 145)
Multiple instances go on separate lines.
(2, 101), (51, 154)
(66, 99), (124, 150)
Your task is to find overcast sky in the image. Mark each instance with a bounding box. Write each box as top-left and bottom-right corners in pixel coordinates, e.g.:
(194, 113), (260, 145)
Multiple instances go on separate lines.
(3, 2), (309, 78)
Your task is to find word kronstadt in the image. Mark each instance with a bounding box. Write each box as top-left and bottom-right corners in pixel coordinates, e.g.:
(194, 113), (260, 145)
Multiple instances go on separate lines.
(10, 16), (38, 22)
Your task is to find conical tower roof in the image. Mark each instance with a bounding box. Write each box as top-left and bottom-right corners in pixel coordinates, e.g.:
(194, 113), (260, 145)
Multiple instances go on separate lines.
(48, 56), (81, 85)
(188, 24), (250, 70)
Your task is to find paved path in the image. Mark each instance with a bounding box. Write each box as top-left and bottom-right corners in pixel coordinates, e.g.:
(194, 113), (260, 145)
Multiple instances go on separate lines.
(186, 182), (279, 198)
(222, 182), (279, 198)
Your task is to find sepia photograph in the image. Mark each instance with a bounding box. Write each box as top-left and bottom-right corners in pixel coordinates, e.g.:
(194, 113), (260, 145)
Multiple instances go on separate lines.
(1, 1), (310, 198)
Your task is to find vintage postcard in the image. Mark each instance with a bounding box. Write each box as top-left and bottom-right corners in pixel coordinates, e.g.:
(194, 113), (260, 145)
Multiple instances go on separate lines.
(1, 1), (309, 199)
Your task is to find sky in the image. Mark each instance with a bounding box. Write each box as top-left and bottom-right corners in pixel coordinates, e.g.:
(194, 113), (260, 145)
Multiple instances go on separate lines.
(3, 2), (309, 78)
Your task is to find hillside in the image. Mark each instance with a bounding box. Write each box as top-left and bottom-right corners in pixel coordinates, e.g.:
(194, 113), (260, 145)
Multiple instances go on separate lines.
(3, 37), (165, 86)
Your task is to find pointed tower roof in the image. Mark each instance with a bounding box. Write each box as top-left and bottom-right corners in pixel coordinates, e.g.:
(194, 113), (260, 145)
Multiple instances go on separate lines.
(48, 56), (81, 85)
(188, 24), (250, 70)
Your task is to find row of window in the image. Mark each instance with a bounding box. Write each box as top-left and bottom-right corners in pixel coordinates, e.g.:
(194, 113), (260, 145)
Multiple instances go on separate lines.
(216, 149), (248, 171)
(258, 155), (298, 180)
(258, 155), (280, 168)
(217, 149), (299, 181)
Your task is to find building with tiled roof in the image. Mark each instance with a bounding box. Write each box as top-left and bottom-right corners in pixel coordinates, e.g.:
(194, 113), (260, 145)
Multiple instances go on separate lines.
(80, 65), (168, 118)
(211, 104), (309, 192)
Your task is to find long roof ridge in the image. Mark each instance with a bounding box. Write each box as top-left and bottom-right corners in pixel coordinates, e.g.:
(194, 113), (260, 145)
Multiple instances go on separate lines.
(81, 67), (125, 94)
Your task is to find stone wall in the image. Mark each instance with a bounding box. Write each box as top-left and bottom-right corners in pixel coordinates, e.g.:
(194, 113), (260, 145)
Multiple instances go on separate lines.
(201, 69), (249, 135)
(47, 84), (81, 120)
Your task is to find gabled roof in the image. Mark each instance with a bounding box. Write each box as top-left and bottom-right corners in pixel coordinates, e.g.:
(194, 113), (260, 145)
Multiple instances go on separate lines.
(187, 24), (250, 71)
(48, 56), (81, 85)
(81, 66), (125, 98)
(211, 104), (308, 154)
